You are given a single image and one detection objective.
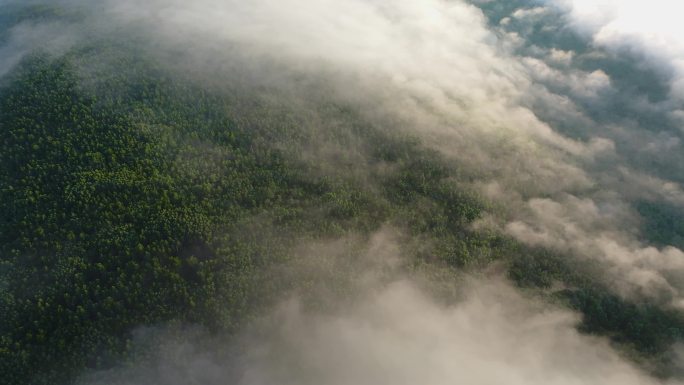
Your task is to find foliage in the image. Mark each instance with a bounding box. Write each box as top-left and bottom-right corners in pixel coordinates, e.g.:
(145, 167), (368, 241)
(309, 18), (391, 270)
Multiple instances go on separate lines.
(1, 24), (684, 385)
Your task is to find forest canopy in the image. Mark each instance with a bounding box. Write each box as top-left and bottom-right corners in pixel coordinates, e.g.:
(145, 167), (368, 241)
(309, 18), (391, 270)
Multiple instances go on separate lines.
(2, 1), (684, 385)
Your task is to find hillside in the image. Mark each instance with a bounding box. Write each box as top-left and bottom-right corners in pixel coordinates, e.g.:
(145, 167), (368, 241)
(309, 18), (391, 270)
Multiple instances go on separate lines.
(3, 2), (684, 385)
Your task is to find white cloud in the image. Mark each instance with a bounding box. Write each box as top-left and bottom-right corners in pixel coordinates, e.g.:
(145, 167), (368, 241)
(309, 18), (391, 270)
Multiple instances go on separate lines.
(93, 0), (684, 303)
(547, 0), (684, 101)
(236, 280), (663, 385)
(548, 48), (575, 65)
(78, 279), (666, 385)
(506, 193), (684, 300)
(98, 0), (610, 202)
(512, 6), (548, 19)
(522, 56), (611, 99)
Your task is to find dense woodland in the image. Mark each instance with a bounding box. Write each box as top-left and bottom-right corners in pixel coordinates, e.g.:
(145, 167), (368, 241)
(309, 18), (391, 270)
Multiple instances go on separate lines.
(2, 6), (684, 385)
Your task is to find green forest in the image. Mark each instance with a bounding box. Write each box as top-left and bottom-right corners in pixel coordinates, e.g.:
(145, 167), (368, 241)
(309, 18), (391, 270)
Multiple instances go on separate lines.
(3, 4), (684, 385)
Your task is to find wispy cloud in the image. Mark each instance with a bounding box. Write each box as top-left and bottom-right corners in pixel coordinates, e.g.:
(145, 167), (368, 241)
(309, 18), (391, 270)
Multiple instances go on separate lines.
(77, 233), (666, 385)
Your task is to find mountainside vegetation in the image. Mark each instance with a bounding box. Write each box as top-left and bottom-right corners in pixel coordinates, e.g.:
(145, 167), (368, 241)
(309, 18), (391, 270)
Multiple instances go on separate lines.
(2, 5), (684, 385)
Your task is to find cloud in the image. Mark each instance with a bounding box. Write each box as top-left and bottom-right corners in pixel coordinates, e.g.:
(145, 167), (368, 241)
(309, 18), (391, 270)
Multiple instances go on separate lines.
(6, 1), (684, 381)
(548, 48), (575, 65)
(3, 0), (673, 305)
(506, 193), (684, 301)
(546, 0), (684, 102)
(476, 1), (684, 305)
(77, 278), (666, 385)
(71, 230), (676, 385)
(0, 20), (80, 78)
(521, 56), (611, 99)
(616, 168), (684, 208)
(94, 0), (612, 209)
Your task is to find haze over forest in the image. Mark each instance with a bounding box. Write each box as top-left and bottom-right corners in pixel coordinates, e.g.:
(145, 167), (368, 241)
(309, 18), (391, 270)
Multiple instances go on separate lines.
(2, 0), (684, 384)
